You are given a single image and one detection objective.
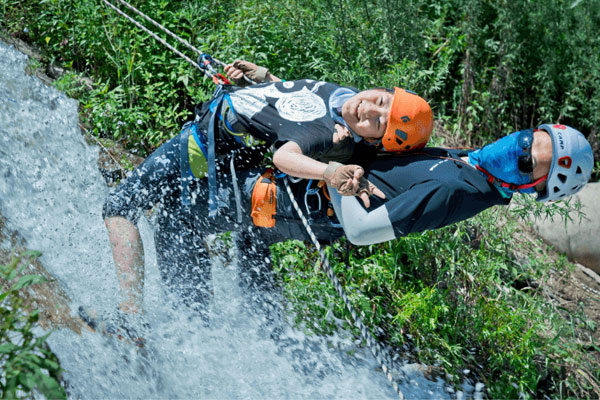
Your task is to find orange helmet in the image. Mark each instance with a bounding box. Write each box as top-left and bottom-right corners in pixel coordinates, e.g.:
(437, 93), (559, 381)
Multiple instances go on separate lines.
(381, 88), (433, 152)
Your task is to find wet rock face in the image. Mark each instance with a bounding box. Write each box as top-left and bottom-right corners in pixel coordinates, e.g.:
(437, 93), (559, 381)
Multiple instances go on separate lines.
(0, 212), (84, 332)
(532, 182), (600, 274)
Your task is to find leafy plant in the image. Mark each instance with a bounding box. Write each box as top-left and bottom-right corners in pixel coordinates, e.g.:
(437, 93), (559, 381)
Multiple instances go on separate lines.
(272, 207), (599, 398)
(0, 252), (66, 400)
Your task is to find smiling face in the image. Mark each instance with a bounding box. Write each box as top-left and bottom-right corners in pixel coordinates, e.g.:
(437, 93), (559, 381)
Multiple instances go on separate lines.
(341, 89), (393, 143)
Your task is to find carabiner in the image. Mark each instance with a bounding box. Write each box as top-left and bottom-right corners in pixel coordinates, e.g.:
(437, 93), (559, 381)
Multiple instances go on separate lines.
(303, 179), (322, 220)
(198, 53), (231, 85)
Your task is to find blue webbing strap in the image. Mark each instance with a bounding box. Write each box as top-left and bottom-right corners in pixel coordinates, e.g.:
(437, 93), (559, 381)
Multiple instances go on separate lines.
(207, 89), (226, 217)
(179, 122), (193, 206)
(190, 122), (208, 158)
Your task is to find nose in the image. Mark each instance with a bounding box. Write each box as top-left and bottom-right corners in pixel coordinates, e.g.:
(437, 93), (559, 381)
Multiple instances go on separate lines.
(360, 101), (378, 120)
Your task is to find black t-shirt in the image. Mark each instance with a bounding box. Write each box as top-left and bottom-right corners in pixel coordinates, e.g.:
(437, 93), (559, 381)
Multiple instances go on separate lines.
(362, 148), (509, 236)
(227, 80), (346, 159)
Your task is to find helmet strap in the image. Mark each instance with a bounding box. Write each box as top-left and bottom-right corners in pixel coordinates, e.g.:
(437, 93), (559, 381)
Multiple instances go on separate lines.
(475, 164), (548, 191)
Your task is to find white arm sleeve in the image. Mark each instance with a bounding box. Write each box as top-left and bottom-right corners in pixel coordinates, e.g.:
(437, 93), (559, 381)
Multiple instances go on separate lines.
(328, 185), (396, 246)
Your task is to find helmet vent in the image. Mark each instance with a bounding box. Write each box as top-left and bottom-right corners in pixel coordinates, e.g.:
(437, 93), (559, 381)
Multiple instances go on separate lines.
(558, 173), (567, 183)
(572, 185), (579, 191)
(553, 186), (560, 193)
(576, 166), (582, 174)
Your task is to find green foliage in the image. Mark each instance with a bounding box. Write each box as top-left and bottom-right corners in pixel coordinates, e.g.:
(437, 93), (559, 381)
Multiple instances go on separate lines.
(0, 252), (66, 399)
(272, 205), (598, 398)
(1, 0), (598, 396)
(2, 0), (598, 162)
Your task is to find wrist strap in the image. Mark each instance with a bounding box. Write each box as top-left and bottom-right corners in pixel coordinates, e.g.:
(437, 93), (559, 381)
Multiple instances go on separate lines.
(254, 66), (269, 82)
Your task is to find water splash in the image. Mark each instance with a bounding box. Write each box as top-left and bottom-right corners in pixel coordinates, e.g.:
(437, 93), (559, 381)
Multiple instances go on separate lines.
(0, 39), (453, 399)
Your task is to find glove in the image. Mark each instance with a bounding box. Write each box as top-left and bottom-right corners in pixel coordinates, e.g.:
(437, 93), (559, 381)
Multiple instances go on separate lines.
(229, 60), (269, 86)
(323, 162), (385, 208)
(323, 162), (369, 196)
(78, 306), (149, 348)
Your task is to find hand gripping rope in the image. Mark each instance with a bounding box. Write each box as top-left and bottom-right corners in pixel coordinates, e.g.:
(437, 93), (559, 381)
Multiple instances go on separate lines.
(102, 1), (406, 397)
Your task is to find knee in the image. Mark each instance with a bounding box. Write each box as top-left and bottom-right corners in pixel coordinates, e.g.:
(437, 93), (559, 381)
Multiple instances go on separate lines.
(102, 190), (140, 223)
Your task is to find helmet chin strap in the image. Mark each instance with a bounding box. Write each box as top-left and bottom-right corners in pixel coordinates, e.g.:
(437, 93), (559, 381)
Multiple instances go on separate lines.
(475, 164), (548, 191)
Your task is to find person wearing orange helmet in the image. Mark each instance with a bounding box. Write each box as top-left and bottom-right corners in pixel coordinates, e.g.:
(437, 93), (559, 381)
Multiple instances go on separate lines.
(223, 61), (434, 208)
(100, 60), (436, 330)
(100, 117), (593, 341)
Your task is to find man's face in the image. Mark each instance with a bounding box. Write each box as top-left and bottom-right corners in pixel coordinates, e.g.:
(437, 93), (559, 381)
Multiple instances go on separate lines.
(532, 129), (553, 192)
(341, 89), (394, 143)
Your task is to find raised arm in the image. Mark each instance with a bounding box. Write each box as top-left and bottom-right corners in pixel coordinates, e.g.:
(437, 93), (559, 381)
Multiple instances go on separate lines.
(224, 60), (282, 86)
(274, 141), (385, 208)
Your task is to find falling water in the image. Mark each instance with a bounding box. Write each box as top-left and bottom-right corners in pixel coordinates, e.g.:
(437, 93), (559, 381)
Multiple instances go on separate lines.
(0, 39), (455, 399)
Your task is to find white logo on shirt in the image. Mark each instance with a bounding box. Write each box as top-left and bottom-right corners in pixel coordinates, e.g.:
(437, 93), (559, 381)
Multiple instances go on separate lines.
(429, 159), (448, 171)
(229, 81), (327, 122)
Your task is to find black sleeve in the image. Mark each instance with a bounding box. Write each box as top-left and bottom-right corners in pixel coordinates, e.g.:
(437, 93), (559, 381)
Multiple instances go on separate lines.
(384, 180), (454, 236)
(384, 180), (498, 236)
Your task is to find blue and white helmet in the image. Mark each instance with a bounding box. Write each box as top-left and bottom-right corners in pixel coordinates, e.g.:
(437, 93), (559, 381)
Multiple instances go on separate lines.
(537, 124), (594, 202)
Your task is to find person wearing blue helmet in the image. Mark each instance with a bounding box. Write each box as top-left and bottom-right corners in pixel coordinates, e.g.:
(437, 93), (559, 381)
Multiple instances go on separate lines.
(329, 124), (594, 245)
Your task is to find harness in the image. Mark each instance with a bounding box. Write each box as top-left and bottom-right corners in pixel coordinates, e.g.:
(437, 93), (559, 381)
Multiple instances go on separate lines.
(180, 79), (257, 216)
(179, 55), (337, 225)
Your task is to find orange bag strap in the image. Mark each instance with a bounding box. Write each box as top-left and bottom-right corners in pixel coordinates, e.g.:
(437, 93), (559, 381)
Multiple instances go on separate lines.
(251, 168), (277, 228)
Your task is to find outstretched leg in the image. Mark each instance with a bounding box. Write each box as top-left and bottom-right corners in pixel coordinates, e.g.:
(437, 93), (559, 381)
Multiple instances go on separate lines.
(104, 133), (213, 317)
(234, 226), (285, 337)
(154, 205), (213, 318)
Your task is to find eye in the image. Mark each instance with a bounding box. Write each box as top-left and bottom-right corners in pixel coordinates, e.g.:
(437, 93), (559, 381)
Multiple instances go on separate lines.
(378, 97), (383, 106)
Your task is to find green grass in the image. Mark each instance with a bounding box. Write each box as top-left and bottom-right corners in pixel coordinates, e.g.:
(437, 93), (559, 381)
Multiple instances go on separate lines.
(272, 206), (599, 398)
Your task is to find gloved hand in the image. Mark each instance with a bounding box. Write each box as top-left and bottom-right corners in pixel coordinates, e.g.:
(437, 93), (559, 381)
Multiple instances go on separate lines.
(323, 162), (386, 208)
(224, 60), (269, 87)
(78, 306), (149, 348)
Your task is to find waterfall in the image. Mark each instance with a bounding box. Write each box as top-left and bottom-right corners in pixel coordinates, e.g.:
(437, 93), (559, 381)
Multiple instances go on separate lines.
(0, 39), (452, 399)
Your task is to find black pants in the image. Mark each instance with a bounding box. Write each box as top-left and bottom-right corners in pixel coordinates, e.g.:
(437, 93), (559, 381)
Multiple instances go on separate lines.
(103, 131), (343, 314)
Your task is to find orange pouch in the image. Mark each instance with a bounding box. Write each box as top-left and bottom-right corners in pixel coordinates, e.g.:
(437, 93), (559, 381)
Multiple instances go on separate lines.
(251, 169), (277, 228)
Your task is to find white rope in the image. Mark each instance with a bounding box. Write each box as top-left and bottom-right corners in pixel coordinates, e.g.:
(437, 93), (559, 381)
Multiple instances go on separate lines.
(111, 0), (223, 65)
(101, 0), (209, 76)
(283, 178), (406, 400)
(103, 0), (254, 84)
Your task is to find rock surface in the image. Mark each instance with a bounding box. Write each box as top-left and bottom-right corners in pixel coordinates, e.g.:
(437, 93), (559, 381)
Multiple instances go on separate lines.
(0, 213), (86, 333)
(532, 182), (600, 274)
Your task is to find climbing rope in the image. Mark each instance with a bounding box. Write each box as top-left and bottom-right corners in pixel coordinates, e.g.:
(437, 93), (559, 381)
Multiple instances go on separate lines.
(101, 1), (406, 397)
(282, 178), (406, 400)
(102, 0), (205, 74)
(102, 0), (251, 85)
